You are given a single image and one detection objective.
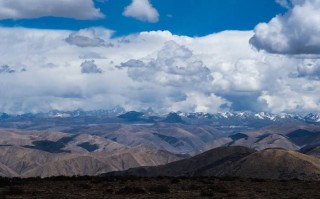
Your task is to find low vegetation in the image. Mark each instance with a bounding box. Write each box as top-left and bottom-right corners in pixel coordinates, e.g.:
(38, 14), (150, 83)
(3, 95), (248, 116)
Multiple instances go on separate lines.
(0, 176), (319, 199)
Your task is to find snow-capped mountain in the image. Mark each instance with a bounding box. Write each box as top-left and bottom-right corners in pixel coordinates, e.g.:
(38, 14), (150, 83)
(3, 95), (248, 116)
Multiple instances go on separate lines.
(15, 107), (126, 119)
(1, 108), (320, 126)
(184, 111), (294, 121)
(304, 113), (320, 123)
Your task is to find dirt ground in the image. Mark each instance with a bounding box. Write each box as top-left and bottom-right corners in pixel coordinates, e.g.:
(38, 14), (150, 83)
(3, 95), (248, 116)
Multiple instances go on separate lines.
(0, 176), (319, 199)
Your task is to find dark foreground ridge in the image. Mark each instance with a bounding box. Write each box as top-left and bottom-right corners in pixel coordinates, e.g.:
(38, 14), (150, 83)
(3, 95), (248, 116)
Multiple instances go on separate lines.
(0, 176), (319, 199)
(104, 146), (320, 181)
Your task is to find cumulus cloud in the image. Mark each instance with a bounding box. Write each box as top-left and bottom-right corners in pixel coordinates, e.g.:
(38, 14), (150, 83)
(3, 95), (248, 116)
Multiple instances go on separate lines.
(258, 83), (320, 113)
(0, 65), (15, 74)
(289, 59), (320, 80)
(0, 0), (104, 20)
(118, 41), (213, 90)
(250, 0), (320, 54)
(80, 60), (102, 74)
(116, 41), (227, 113)
(123, 0), (159, 23)
(65, 28), (114, 47)
(1, 27), (320, 114)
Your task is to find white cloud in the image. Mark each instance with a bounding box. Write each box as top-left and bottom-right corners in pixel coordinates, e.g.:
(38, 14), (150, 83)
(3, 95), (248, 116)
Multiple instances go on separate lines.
(66, 28), (114, 48)
(250, 0), (320, 54)
(258, 83), (320, 113)
(0, 0), (104, 19)
(289, 59), (320, 80)
(80, 60), (102, 74)
(275, 0), (292, 8)
(123, 0), (159, 23)
(117, 41), (213, 89)
(1, 27), (320, 114)
(116, 41), (224, 112)
(79, 52), (107, 59)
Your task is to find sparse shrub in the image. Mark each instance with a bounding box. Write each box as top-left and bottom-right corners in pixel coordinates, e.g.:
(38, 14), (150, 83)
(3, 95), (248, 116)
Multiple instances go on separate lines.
(187, 184), (202, 191)
(0, 193), (6, 199)
(143, 178), (151, 182)
(250, 178), (267, 182)
(154, 176), (166, 181)
(170, 178), (180, 184)
(212, 184), (229, 194)
(199, 184), (230, 195)
(178, 176), (188, 180)
(104, 188), (114, 194)
(2, 186), (24, 195)
(0, 181), (7, 188)
(47, 176), (70, 182)
(200, 188), (215, 197)
(200, 179), (212, 184)
(116, 186), (146, 195)
(221, 177), (238, 181)
(288, 197), (300, 199)
(227, 192), (239, 197)
(127, 175), (141, 181)
(91, 177), (105, 184)
(77, 182), (91, 190)
(48, 196), (71, 199)
(148, 185), (170, 194)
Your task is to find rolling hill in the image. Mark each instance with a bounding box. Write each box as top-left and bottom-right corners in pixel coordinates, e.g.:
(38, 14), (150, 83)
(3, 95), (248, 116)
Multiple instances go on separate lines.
(105, 146), (320, 181)
(0, 146), (184, 178)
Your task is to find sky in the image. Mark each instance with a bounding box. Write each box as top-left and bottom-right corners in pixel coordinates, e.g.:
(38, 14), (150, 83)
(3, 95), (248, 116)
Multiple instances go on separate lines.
(0, 0), (320, 114)
(0, 0), (285, 36)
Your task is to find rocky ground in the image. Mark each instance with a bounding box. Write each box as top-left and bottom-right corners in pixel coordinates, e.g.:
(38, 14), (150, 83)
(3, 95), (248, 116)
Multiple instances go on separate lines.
(0, 176), (319, 199)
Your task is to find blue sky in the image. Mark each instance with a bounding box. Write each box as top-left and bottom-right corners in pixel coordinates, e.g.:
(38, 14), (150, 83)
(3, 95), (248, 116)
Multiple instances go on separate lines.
(0, 0), (285, 36)
(0, 0), (320, 114)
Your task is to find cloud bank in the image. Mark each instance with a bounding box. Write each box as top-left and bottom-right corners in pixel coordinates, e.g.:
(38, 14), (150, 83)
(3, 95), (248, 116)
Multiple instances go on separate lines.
(0, 0), (104, 19)
(0, 27), (320, 114)
(123, 0), (159, 23)
(250, 0), (320, 55)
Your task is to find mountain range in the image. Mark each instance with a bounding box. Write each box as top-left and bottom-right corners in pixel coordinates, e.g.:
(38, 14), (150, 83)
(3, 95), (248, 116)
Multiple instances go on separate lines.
(2, 108), (320, 124)
(0, 109), (319, 179)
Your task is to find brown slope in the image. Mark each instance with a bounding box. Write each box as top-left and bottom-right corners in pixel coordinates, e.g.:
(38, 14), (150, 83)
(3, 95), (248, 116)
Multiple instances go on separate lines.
(0, 144), (184, 178)
(22, 155), (112, 178)
(286, 129), (320, 146)
(0, 129), (69, 146)
(305, 147), (320, 158)
(0, 146), (57, 175)
(241, 124), (320, 147)
(221, 149), (320, 180)
(205, 133), (300, 151)
(99, 147), (187, 170)
(62, 134), (125, 153)
(228, 134), (300, 151)
(104, 146), (256, 177)
(0, 162), (18, 177)
(105, 147), (320, 181)
(299, 144), (320, 158)
(18, 147), (184, 178)
(78, 123), (223, 155)
(243, 123), (320, 137)
(0, 145), (108, 177)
